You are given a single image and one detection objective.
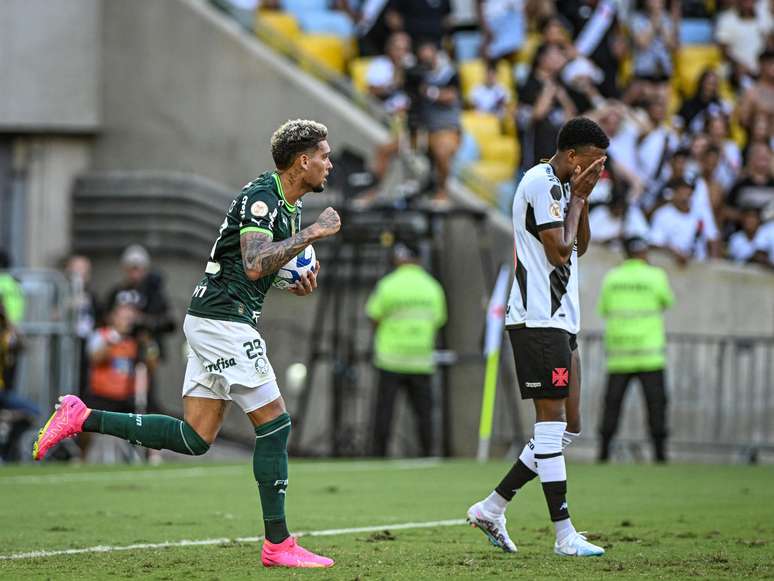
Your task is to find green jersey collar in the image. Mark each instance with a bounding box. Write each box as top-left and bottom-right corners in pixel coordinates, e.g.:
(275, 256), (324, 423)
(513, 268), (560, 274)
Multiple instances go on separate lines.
(272, 172), (297, 213)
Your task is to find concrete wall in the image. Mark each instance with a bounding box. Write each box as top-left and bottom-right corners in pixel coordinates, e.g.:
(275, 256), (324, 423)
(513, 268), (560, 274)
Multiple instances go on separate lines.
(14, 137), (92, 267)
(95, 0), (388, 189)
(0, 0), (100, 131)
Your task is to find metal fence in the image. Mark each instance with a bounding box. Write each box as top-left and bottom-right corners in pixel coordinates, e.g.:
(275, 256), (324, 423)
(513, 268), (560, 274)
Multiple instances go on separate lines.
(4, 268), (79, 418)
(578, 333), (774, 461)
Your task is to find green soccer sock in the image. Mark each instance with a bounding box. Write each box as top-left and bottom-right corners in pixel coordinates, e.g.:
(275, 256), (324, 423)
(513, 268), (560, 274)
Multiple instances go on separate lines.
(253, 412), (292, 544)
(82, 411), (210, 455)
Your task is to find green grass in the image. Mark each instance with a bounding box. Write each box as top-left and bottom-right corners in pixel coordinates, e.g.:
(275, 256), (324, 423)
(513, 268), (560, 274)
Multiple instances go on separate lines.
(1, 460), (773, 579)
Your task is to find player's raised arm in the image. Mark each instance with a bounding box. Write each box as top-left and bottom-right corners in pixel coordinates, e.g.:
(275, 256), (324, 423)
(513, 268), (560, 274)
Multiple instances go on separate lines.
(240, 207), (340, 281)
(539, 157), (605, 267)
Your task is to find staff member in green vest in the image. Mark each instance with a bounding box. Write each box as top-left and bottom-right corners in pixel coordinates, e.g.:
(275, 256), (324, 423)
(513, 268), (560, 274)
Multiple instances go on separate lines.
(366, 241), (447, 457)
(597, 236), (674, 463)
(0, 250), (25, 326)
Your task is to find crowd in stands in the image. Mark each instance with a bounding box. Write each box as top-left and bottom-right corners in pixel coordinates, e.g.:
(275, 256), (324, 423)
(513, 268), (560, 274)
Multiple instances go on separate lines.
(234, 0), (774, 268)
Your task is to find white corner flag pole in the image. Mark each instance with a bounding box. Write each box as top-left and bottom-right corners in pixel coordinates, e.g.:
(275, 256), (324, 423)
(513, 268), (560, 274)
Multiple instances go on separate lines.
(477, 265), (511, 463)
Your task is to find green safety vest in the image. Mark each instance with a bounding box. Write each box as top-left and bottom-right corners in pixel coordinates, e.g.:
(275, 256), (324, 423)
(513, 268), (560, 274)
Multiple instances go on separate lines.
(0, 273), (25, 325)
(365, 264), (447, 375)
(597, 259), (674, 373)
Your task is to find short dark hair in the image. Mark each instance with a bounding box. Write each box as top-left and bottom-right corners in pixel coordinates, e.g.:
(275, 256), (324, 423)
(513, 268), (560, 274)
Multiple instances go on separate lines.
(557, 117), (610, 151)
(271, 119), (328, 170)
(623, 236), (648, 256)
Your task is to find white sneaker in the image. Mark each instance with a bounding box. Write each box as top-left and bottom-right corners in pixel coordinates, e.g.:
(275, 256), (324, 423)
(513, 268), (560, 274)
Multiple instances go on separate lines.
(554, 531), (605, 557)
(466, 501), (517, 553)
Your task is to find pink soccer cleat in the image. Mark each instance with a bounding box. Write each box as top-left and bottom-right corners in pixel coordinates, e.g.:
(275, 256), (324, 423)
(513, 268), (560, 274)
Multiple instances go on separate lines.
(32, 395), (91, 461)
(261, 536), (334, 568)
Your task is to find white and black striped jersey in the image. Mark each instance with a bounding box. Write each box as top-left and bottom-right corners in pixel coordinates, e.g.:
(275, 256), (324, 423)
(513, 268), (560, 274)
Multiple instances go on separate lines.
(505, 162), (580, 334)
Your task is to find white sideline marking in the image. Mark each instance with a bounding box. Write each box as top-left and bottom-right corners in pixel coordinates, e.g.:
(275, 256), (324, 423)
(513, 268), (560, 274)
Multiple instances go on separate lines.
(0, 518), (467, 561)
(0, 459), (441, 485)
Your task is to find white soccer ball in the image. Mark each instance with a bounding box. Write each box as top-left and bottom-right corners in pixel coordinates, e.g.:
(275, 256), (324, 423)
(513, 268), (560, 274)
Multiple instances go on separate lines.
(272, 245), (317, 290)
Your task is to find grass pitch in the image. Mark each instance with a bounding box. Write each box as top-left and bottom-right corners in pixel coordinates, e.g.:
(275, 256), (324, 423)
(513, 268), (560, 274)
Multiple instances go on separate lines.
(1, 459), (772, 580)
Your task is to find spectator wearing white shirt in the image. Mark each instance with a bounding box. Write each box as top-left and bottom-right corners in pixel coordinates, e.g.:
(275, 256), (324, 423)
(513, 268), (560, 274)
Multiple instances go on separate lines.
(705, 113), (743, 193)
(366, 32), (412, 113)
(637, 94), (679, 184)
(589, 195), (650, 246)
(476, 0), (526, 61)
(715, 0), (774, 89)
(630, 0), (677, 82)
(470, 62), (509, 118)
(593, 102), (644, 191)
(649, 177), (708, 264)
(727, 208), (763, 263)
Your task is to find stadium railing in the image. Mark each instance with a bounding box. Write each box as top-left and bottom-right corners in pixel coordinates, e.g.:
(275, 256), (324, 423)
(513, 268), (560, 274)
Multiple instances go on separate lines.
(4, 269), (80, 451)
(578, 332), (774, 462)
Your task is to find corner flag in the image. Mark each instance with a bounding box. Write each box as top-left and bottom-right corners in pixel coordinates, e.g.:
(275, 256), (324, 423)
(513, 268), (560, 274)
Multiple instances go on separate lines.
(477, 264), (510, 462)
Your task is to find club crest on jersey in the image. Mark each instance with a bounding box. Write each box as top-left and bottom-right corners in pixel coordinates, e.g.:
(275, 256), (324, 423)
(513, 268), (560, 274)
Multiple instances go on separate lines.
(255, 356), (269, 374)
(552, 367), (569, 387)
(549, 201), (562, 220)
(251, 201), (268, 217)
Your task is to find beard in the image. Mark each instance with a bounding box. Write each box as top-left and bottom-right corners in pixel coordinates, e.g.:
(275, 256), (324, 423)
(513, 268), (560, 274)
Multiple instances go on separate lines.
(311, 179), (326, 193)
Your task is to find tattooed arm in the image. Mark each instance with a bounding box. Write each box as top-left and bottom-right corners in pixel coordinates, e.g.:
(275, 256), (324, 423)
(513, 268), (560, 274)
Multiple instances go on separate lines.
(240, 206), (341, 281)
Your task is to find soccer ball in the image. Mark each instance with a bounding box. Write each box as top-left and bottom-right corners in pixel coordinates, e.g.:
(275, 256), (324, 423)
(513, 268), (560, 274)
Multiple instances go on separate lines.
(272, 245), (317, 290)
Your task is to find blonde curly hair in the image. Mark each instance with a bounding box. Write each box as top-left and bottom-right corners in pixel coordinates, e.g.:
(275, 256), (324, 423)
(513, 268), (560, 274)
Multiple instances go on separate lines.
(271, 119), (328, 170)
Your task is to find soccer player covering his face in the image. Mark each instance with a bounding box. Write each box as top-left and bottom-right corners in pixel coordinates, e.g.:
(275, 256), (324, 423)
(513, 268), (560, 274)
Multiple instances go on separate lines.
(33, 120), (342, 569)
(467, 117), (609, 557)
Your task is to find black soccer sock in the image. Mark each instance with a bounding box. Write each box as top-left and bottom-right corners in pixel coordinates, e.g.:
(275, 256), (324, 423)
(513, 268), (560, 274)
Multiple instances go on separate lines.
(494, 439), (538, 501)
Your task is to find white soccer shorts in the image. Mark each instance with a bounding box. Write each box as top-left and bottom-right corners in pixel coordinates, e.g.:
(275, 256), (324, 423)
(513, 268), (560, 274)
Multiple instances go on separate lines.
(182, 314), (280, 413)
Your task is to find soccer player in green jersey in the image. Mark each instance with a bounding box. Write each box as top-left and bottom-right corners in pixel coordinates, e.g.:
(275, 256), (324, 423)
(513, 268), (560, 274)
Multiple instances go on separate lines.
(33, 119), (342, 569)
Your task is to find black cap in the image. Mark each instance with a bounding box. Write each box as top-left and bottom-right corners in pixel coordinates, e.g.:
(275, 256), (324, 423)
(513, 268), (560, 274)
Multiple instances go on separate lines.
(624, 236), (649, 255)
(393, 241), (419, 262)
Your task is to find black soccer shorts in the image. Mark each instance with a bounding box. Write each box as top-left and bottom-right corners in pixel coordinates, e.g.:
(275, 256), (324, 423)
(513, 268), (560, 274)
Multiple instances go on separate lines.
(508, 326), (577, 400)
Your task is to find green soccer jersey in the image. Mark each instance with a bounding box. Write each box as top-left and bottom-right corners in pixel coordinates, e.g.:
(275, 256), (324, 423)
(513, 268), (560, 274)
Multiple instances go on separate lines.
(187, 171), (301, 328)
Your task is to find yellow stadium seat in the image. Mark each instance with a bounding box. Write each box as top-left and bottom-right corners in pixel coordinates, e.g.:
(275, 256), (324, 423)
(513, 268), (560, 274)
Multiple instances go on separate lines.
(349, 57), (372, 94)
(469, 160), (517, 183)
(479, 135), (518, 164)
(461, 111), (501, 141)
(256, 10), (300, 41)
(675, 45), (722, 97)
(459, 60), (487, 102)
(496, 61), (515, 101)
(298, 34), (347, 75)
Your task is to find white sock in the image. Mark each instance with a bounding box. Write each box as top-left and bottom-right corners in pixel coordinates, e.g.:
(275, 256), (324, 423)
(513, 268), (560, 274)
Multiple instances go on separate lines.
(534, 421), (574, 539)
(534, 422), (567, 482)
(554, 518), (576, 542)
(481, 490), (509, 515)
(518, 438), (538, 472)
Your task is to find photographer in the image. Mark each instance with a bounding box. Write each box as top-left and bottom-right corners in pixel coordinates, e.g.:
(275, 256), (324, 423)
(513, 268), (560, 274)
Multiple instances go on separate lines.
(81, 302), (159, 461)
(86, 302), (159, 412)
(105, 245), (175, 359)
(105, 245), (174, 418)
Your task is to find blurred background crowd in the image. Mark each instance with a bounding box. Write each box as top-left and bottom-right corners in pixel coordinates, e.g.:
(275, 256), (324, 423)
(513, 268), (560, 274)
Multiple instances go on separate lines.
(236, 0), (774, 267)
